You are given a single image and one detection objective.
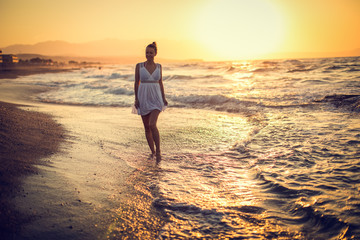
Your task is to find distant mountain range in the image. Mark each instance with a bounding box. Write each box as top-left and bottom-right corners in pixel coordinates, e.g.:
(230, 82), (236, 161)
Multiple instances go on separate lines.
(0, 39), (208, 63)
(1, 39), (146, 57)
(1, 39), (359, 62)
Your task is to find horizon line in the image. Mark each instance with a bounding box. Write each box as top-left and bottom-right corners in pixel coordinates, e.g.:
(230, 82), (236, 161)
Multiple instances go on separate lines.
(1, 39), (359, 63)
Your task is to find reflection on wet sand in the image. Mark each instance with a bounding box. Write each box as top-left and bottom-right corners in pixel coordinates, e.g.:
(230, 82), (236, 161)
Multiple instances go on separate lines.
(106, 160), (166, 239)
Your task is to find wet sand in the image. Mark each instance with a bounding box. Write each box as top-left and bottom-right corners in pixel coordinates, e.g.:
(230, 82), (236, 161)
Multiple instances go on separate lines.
(0, 100), (65, 238)
(1, 68), (72, 238)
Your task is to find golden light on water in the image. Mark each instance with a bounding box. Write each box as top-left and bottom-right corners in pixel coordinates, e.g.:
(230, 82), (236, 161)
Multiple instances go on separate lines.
(193, 0), (285, 60)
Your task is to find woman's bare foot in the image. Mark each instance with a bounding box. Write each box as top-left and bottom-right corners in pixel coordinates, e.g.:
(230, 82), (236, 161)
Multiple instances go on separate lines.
(148, 152), (155, 159)
(156, 152), (161, 162)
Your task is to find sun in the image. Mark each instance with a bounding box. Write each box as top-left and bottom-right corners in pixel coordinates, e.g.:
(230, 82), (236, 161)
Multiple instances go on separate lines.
(194, 0), (285, 60)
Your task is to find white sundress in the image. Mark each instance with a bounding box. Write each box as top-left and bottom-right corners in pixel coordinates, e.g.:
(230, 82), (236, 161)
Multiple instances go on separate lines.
(137, 62), (165, 115)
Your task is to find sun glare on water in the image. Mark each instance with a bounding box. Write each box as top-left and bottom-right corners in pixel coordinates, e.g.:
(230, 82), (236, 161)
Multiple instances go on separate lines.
(194, 0), (285, 60)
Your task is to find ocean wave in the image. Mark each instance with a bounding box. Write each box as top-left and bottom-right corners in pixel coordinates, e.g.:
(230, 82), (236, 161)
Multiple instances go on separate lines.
(163, 74), (194, 81)
(226, 66), (237, 73)
(172, 94), (256, 105)
(254, 172), (353, 238)
(105, 87), (133, 95)
(345, 67), (360, 72)
(325, 65), (347, 70)
(179, 63), (201, 68)
(262, 60), (279, 66)
(299, 79), (329, 84)
(315, 94), (360, 112)
(63, 83), (82, 88)
(109, 72), (122, 79)
(85, 72), (125, 79)
(200, 74), (224, 79)
(251, 67), (278, 73)
(287, 67), (315, 73)
(84, 84), (108, 90)
(257, 173), (319, 198)
(86, 74), (107, 79)
(170, 94), (259, 113)
(324, 64), (360, 72)
(164, 74), (223, 81)
(347, 64), (360, 68)
(286, 204), (351, 239)
(283, 59), (303, 65)
(226, 63), (280, 74)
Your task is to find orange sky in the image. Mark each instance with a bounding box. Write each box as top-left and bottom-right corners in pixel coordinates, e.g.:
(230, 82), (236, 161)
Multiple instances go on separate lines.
(1, 0), (359, 60)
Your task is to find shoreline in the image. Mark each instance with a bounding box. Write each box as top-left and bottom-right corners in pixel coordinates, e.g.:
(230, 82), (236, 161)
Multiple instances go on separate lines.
(0, 65), (82, 80)
(0, 67), (73, 237)
(0, 69), (140, 239)
(0, 101), (65, 237)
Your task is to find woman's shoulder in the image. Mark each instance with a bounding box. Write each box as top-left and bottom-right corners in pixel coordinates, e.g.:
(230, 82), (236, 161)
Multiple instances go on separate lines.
(136, 62), (145, 68)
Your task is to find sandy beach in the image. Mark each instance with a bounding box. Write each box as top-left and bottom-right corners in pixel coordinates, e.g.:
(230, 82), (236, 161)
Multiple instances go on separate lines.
(0, 69), (138, 239)
(0, 100), (65, 237)
(0, 66), (69, 238)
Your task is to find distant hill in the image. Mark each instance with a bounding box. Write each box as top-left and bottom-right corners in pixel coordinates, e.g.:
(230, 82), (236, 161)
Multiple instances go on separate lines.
(0, 39), (209, 63)
(1, 39), (359, 61)
(1, 39), (145, 57)
(15, 53), (144, 64)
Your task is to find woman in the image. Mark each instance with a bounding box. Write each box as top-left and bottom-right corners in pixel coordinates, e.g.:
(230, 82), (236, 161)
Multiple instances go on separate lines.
(134, 42), (167, 161)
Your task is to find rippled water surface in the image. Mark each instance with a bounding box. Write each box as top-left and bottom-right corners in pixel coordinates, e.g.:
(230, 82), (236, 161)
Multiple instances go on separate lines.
(105, 107), (359, 239)
(15, 57), (360, 239)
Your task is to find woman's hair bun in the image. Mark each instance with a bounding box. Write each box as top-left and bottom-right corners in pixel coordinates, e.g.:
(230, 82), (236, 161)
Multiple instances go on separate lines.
(147, 42), (158, 54)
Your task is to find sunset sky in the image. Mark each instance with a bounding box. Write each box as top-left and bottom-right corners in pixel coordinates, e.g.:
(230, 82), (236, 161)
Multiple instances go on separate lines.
(1, 0), (359, 60)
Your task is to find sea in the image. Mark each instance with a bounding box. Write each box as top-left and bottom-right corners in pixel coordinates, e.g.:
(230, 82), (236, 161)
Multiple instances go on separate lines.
(12, 56), (360, 239)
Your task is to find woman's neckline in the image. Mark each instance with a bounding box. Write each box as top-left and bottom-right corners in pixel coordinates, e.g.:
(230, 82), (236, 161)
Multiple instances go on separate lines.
(144, 61), (157, 75)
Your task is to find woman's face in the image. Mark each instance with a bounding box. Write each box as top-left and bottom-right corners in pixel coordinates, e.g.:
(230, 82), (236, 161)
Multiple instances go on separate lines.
(146, 47), (156, 61)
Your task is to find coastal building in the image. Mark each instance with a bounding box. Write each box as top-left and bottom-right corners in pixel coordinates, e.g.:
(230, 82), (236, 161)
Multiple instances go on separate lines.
(0, 50), (19, 67)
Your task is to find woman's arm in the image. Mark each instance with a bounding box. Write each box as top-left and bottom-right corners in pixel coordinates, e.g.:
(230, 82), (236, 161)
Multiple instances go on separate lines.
(159, 64), (168, 105)
(134, 63), (140, 108)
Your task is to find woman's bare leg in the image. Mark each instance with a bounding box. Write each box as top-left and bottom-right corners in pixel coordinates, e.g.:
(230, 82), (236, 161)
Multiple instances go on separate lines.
(141, 113), (155, 156)
(148, 110), (161, 158)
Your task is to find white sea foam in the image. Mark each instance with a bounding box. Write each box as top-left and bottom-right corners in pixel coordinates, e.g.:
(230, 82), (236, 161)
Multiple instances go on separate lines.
(13, 57), (360, 112)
